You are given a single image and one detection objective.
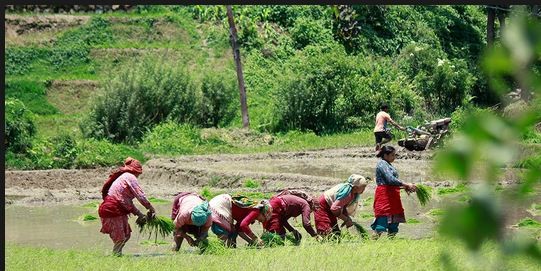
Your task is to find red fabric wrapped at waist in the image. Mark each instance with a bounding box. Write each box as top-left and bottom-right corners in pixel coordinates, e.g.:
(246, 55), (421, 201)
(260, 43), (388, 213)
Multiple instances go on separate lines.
(98, 196), (130, 218)
(373, 185), (404, 217)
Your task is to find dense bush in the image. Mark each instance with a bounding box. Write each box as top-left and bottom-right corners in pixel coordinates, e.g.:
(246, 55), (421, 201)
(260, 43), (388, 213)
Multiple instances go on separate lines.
(197, 71), (238, 128)
(398, 44), (475, 115)
(81, 58), (198, 143)
(139, 122), (204, 155)
(5, 99), (36, 153)
(246, 44), (423, 134)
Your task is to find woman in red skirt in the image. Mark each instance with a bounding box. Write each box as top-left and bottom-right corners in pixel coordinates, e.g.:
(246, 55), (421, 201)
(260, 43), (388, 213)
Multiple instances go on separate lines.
(371, 146), (416, 239)
(98, 157), (156, 256)
(314, 174), (370, 237)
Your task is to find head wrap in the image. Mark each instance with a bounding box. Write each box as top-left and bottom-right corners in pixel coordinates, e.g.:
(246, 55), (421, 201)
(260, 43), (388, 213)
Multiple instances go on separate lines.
(258, 200), (273, 221)
(191, 201), (212, 226)
(101, 157), (143, 199)
(336, 174), (367, 200)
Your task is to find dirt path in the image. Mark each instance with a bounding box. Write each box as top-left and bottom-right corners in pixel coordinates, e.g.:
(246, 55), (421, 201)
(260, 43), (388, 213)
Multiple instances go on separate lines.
(5, 147), (441, 206)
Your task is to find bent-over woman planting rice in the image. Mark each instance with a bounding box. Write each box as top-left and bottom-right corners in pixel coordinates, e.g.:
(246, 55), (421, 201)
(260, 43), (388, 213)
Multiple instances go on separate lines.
(314, 174), (370, 238)
(171, 192), (212, 252)
(209, 194), (272, 248)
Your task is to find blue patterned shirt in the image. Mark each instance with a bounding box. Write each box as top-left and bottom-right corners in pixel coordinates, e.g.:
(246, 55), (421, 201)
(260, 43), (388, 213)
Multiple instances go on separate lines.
(375, 159), (403, 186)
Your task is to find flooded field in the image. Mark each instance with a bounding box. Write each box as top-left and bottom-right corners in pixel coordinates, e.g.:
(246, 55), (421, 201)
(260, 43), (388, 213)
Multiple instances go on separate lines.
(5, 147), (540, 253)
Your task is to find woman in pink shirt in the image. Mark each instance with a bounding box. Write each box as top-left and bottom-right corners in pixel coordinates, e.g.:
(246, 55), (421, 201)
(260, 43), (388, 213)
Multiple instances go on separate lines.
(374, 103), (405, 151)
(98, 157), (156, 256)
(170, 192), (212, 252)
(209, 194), (272, 247)
(314, 174), (370, 237)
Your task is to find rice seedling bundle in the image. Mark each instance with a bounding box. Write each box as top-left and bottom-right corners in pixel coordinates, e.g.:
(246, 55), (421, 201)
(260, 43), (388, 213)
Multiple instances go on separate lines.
(138, 215), (174, 243)
(415, 184), (432, 206)
(351, 221), (369, 239)
(261, 232), (285, 247)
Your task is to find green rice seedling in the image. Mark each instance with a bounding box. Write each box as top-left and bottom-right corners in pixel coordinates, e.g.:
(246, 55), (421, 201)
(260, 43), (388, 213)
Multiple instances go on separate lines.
(407, 218), (421, 224)
(244, 179), (260, 189)
(415, 184), (432, 206)
(517, 218), (541, 228)
(427, 208), (445, 216)
(437, 183), (467, 195)
(79, 214), (97, 221)
(140, 239), (169, 246)
(350, 221), (369, 239)
(148, 197), (170, 204)
(261, 232), (285, 247)
(81, 201), (99, 209)
(138, 215), (174, 244)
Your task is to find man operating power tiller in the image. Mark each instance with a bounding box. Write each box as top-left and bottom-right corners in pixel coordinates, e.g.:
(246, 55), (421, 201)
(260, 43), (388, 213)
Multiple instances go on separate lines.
(374, 103), (406, 151)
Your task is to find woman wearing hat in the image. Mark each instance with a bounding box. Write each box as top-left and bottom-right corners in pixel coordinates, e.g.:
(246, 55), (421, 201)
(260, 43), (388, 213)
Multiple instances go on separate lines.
(314, 174), (370, 237)
(371, 145), (416, 238)
(98, 157), (156, 256)
(209, 194), (272, 247)
(171, 192), (212, 251)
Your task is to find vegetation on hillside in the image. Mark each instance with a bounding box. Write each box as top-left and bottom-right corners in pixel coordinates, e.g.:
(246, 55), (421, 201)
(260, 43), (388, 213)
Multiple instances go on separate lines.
(4, 5), (540, 170)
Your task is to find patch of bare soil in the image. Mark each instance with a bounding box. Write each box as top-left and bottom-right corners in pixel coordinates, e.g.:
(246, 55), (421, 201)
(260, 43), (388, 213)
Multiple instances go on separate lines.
(5, 14), (90, 45)
(47, 80), (100, 114)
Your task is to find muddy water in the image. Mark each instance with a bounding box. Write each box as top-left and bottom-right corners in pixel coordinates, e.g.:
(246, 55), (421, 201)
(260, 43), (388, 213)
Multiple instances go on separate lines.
(6, 191), (539, 253)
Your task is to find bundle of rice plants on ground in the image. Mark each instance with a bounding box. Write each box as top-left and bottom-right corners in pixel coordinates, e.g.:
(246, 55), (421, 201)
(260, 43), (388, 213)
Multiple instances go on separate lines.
(351, 221), (369, 239)
(200, 237), (229, 255)
(79, 214), (97, 221)
(261, 232), (285, 247)
(138, 215), (174, 243)
(415, 184), (432, 206)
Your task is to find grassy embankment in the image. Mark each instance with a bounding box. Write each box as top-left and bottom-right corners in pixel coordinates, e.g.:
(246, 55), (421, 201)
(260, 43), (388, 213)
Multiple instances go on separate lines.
(6, 238), (540, 271)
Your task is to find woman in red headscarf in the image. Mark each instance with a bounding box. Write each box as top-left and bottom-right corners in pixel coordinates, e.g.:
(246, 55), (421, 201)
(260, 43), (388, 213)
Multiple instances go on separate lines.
(98, 157), (156, 256)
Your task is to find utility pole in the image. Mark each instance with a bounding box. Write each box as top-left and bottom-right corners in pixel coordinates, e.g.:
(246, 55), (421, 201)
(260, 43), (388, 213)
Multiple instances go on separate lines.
(226, 5), (250, 129)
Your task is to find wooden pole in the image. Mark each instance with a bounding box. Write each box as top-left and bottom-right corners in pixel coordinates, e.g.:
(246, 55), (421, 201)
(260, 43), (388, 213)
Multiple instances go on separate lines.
(487, 6), (495, 48)
(226, 5), (250, 129)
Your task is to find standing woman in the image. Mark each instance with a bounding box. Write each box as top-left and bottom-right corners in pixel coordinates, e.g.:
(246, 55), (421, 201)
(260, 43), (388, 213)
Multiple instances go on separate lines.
(209, 194), (272, 247)
(170, 192), (212, 251)
(98, 157), (156, 256)
(314, 174), (370, 237)
(372, 146), (416, 239)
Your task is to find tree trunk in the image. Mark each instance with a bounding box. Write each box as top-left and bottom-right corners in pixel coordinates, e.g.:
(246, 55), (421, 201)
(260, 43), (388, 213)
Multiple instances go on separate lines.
(497, 5), (507, 37)
(487, 6), (495, 47)
(226, 5), (250, 129)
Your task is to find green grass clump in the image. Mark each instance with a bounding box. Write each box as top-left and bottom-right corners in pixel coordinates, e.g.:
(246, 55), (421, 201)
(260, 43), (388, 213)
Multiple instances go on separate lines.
(82, 201), (99, 208)
(407, 218), (421, 224)
(79, 214), (97, 221)
(148, 197), (170, 204)
(138, 215), (175, 243)
(437, 183), (467, 195)
(415, 184), (432, 206)
(427, 208), (445, 216)
(516, 218), (541, 228)
(244, 179), (261, 189)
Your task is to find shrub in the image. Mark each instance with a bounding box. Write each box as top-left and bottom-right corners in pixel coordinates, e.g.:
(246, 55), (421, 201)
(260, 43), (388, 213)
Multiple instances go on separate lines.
(139, 122), (202, 155)
(50, 135), (78, 168)
(5, 99), (36, 153)
(289, 17), (334, 50)
(81, 58), (198, 143)
(197, 71), (238, 128)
